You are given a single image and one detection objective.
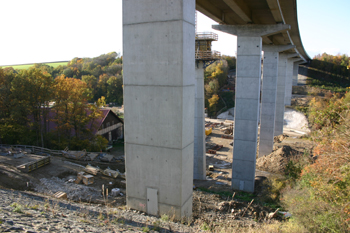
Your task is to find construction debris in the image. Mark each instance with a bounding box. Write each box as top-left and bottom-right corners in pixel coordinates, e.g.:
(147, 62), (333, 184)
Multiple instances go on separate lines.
(75, 172), (94, 185)
(102, 168), (119, 179)
(205, 128), (212, 136)
(53, 191), (67, 199)
(98, 153), (114, 162)
(212, 144), (223, 151)
(85, 152), (99, 161)
(75, 172), (85, 184)
(62, 148), (87, 160)
(82, 174), (94, 185)
(85, 164), (100, 175)
(208, 165), (214, 171)
(207, 149), (216, 154)
(207, 144), (223, 154)
(16, 156), (51, 173)
(221, 135), (233, 139)
(111, 188), (120, 196)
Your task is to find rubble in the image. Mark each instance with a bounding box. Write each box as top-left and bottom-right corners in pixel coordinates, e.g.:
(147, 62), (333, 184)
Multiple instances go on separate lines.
(34, 177), (102, 202)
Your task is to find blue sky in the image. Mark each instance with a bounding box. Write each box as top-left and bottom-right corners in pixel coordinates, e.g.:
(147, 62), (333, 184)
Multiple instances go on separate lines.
(1, 0), (349, 66)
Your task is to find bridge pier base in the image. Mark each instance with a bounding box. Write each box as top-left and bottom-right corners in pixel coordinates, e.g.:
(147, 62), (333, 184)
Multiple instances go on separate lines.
(123, 0), (195, 219)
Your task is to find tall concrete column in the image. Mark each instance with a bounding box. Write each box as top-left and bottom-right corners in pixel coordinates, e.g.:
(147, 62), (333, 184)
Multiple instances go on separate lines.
(259, 45), (295, 157)
(194, 61), (206, 180)
(292, 61), (304, 86)
(284, 54), (299, 106)
(274, 53), (288, 136)
(213, 24), (290, 192)
(123, 0), (195, 218)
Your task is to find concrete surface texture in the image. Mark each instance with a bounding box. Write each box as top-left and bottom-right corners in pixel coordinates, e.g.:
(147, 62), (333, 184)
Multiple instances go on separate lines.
(284, 55), (300, 106)
(123, 0), (195, 218)
(213, 24), (292, 192)
(292, 61), (303, 86)
(274, 53), (288, 136)
(232, 35), (263, 193)
(259, 45), (295, 157)
(194, 61), (206, 180)
(259, 49), (279, 157)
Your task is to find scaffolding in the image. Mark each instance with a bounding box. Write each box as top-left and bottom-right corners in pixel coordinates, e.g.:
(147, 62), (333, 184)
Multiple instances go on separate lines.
(195, 32), (220, 67)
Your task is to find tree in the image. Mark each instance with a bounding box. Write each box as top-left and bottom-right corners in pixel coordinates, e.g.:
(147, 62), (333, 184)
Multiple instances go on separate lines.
(208, 94), (220, 117)
(0, 68), (16, 119)
(106, 75), (123, 104)
(11, 67), (54, 146)
(82, 75), (98, 100)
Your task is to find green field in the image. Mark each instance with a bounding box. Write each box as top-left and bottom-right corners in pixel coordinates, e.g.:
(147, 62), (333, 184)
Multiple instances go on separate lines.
(1, 61), (68, 69)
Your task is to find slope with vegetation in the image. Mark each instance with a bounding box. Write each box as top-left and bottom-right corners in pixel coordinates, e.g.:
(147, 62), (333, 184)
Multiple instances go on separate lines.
(260, 53), (350, 232)
(204, 55), (236, 117)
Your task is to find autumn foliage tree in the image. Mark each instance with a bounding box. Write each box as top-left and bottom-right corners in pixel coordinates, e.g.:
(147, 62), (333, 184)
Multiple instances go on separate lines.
(281, 92), (350, 232)
(0, 67), (106, 150)
(50, 75), (104, 149)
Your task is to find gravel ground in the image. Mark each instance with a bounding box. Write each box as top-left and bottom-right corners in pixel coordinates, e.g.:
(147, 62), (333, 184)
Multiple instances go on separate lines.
(0, 188), (196, 233)
(34, 177), (103, 202)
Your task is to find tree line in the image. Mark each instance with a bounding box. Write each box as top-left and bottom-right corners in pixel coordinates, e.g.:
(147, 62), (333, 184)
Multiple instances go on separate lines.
(29, 52), (124, 105)
(0, 52), (235, 149)
(0, 53), (120, 150)
(311, 53), (350, 80)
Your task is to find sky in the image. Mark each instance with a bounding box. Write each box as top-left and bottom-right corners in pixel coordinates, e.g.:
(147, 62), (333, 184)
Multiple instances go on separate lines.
(1, 0), (349, 66)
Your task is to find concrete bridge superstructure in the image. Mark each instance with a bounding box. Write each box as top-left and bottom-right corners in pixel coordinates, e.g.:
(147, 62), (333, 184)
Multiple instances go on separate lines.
(123, 0), (309, 218)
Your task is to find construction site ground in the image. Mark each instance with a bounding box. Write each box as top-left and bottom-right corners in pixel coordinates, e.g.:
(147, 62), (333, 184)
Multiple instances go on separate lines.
(0, 97), (314, 231)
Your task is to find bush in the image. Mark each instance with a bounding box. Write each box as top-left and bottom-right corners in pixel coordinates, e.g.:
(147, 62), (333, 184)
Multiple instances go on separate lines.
(281, 92), (350, 232)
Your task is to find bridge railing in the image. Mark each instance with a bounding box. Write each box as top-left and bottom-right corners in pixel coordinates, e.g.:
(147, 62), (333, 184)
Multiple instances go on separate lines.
(195, 32), (218, 41)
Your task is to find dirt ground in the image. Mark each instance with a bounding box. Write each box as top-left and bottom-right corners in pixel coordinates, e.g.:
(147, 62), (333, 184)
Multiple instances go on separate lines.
(0, 95), (314, 230)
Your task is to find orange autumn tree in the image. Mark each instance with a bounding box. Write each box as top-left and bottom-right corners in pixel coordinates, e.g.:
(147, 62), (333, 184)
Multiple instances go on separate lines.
(282, 92), (350, 232)
(52, 75), (104, 149)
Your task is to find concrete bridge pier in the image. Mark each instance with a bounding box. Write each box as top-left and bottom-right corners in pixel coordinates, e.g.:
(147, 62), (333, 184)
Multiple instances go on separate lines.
(274, 53), (289, 136)
(259, 45), (295, 157)
(293, 61), (304, 86)
(212, 24), (290, 192)
(123, 0), (195, 218)
(194, 61), (206, 180)
(284, 54), (299, 106)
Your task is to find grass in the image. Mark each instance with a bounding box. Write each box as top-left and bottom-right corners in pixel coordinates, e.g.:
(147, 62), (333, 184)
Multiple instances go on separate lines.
(161, 214), (170, 222)
(11, 203), (23, 213)
(196, 187), (233, 198)
(308, 79), (349, 93)
(1, 61), (68, 69)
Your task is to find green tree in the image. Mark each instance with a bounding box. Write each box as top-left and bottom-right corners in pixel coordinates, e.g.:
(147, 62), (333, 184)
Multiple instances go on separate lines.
(11, 67), (54, 146)
(82, 75), (98, 100)
(106, 75), (123, 105)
